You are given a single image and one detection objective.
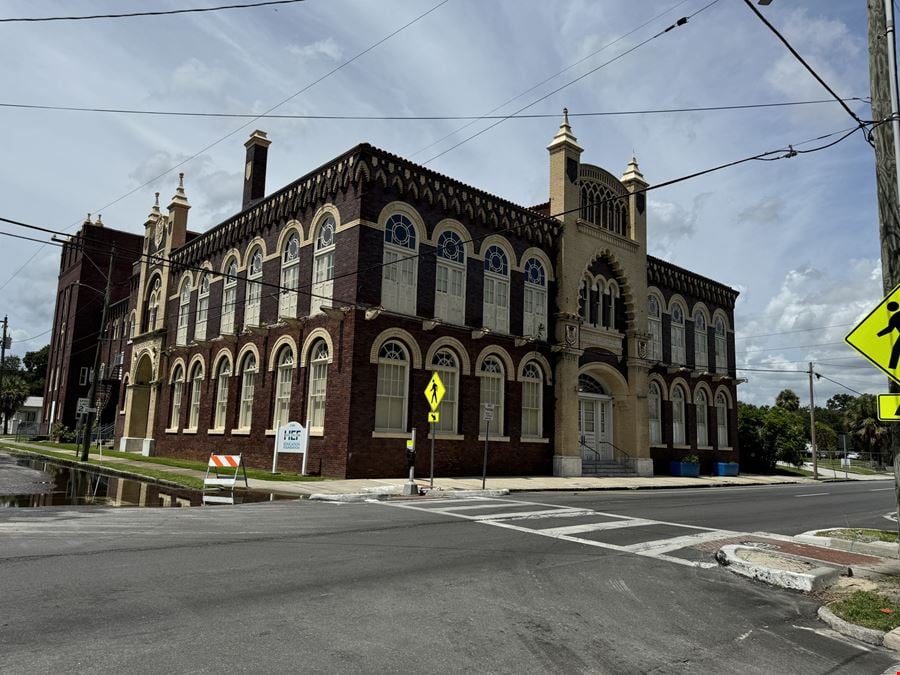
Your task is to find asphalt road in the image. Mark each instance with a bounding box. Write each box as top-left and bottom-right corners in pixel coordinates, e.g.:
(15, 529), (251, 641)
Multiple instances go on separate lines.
(1, 483), (898, 674)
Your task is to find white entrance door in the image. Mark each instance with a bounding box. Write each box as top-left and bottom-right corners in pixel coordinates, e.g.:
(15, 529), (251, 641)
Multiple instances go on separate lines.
(579, 396), (614, 462)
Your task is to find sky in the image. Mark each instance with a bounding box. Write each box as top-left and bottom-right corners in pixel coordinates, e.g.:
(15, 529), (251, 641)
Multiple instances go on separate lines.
(0, 0), (890, 407)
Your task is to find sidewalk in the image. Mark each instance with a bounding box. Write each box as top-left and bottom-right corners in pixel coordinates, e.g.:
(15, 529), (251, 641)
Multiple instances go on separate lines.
(799, 462), (893, 481)
(2, 439), (817, 496)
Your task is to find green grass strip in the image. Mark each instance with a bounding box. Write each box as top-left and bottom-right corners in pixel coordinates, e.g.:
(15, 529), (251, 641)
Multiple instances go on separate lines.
(829, 591), (900, 632)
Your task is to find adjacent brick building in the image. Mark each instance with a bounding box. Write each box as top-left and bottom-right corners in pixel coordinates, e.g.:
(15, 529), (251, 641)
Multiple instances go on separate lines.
(48, 116), (740, 478)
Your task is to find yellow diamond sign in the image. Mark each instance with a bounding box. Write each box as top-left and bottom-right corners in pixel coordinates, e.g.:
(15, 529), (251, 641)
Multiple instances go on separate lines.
(424, 372), (446, 411)
(878, 394), (900, 421)
(845, 284), (900, 386)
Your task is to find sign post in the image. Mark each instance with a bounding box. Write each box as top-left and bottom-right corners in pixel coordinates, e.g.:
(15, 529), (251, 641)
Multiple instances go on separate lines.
(271, 421), (309, 475)
(482, 403), (494, 490)
(402, 428), (418, 496)
(424, 372), (446, 489)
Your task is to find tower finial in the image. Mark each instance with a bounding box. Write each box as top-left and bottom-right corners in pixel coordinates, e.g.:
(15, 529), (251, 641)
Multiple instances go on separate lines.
(154, 192), (160, 207)
(178, 172), (184, 188)
(563, 107), (569, 126)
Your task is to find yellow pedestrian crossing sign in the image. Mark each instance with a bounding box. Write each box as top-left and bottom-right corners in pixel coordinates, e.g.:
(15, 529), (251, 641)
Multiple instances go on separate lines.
(878, 394), (900, 421)
(424, 372), (446, 411)
(428, 411), (440, 424)
(845, 284), (900, 386)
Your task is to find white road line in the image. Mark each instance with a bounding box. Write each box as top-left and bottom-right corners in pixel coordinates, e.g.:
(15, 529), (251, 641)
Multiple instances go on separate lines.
(438, 502), (559, 512)
(870, 488), (894, 492)
(539, 518), (656, 536)
(466, 508), (592, 521)
(795, 493), (829, 497)
(624, 529), (738, 554)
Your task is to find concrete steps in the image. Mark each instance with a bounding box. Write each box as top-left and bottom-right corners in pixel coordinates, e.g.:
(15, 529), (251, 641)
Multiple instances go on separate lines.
(583, 461), (639, 477)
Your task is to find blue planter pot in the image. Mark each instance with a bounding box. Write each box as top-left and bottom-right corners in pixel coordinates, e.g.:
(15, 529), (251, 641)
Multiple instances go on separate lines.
(669, 461), (700, 477)
(715, 462), (739, 476)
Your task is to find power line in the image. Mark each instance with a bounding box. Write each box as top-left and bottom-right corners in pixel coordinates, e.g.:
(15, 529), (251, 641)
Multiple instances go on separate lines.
(735, 321), (856, 341)
(814, 371), (866, 397)
(742, 0), (873, 147)
(0, 97), (866, 121)
(422, 0), (724, 165)
(0, 0), (451, 294)
(0, 0), (305, 23)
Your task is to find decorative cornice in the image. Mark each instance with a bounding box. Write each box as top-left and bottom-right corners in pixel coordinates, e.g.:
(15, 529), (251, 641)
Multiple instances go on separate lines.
(647, 256), (739, 308)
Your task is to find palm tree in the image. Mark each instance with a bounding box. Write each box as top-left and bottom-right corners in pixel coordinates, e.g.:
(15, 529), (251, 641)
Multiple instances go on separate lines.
(849, 394), (891, 465)
(775, 389), (800, 411)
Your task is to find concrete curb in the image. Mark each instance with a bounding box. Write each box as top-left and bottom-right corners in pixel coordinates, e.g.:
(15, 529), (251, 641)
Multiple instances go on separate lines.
(715, 544), (841, 592)
(421, 488), (510, 498)
(817, 605), (887, 647)
(796, 529), (899, 559)
(308, 493), (390, 502)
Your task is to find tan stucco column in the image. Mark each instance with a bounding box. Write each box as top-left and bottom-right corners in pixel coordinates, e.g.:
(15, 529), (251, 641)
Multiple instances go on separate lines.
(553, 312), (584, 476)
(625, 333), (654, 476)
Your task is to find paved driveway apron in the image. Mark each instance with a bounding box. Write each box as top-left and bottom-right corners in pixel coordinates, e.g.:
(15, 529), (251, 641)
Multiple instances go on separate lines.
(380, 496), (752, 569)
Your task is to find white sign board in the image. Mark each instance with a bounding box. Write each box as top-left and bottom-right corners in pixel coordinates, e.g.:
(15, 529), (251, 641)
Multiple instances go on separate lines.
(482, 404), (494, 422)
(76, 398), (90, 414)
(272, 421), (310, 475)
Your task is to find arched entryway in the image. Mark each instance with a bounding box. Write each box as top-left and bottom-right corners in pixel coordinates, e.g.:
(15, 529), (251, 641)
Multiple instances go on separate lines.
(127, 354), (153, 439)
(578, 374), (613, 464)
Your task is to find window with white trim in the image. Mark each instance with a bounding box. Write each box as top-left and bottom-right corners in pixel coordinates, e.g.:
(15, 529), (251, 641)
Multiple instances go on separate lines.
(169, 365), (184, 429)
(523, 258), (547, 340)
(715, 317), (728, 372)
(307, 340), (329, 431)
(672, 385), (686, 445)
(479, 356), (504, 435)
(273, 347), (294, 430)
(521, 361), (543, 438)
(238, 353), (257, 430)
(244, 249), (263, 328)
(221, 259), (238, 334)
(375, 341), (408, 432)
(671, 303), (685, 365)
(606, 281), (619, 330)
(187, 362), (203, 430)
(696, 389), (708, 447)
(693, 311), (708, 371)
(311, 219), (336, 316)
(435, 231), (465, 325)
(431, 349), (458, 435)
(146, 277), (160, 332)
(381, 214), (417, 315)
(280, 233), (300, 318)
(648, 295), (662, 361)
(176, 280), (191, 346)
(195, 273), (210, 341)
(482, 245), (509, 333)
(213, 358), (231, 430)
(716, 392), (729, 447)
(648, 381), (662, 445)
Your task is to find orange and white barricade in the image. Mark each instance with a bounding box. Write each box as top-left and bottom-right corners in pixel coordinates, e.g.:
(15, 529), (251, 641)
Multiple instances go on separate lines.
(204, 453), (249, 489)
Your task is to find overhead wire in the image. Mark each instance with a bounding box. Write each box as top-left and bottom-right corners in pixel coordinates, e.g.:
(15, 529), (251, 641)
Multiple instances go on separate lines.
(0, 0), (306, 23)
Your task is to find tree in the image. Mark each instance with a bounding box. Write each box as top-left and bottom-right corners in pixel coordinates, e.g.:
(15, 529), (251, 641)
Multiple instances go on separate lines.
(826, 393), (855, 412)
(762, 406), (807, 468)
(738, 402), (774, 471)
(814, 421), (837, 455)
(22, 345), (48, 396)
(775, 389), (800, 412)
(849, 394), (891, 464)
(0, 374), (29, 434)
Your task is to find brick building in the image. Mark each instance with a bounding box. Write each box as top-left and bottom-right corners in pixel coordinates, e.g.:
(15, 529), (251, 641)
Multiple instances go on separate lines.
(49, 116), (739, 478)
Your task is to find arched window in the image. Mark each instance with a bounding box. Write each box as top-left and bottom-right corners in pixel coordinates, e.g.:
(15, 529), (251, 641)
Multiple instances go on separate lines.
(671, 303), (685, 365)
(716, 392), (729, 448)
(196, 273), (210, 341)
(375, 341), (408, 432)
(129, 311), (136, 339)
(146, 277), (160, 333)
(176, 279), (192, 346)
(483, 245), (509, 333)
(696, 389), (708, 447)
(694, 311), (708, 371)
(648, 295), (662, 361)
(238, 353), (257, 430)
(244, 249), (263, 328)
(523, 258), (547, 339)
(187, 362), (203, 430)
(715, 317), (728, 372)
(435, 230), (465, 325)
(221, 259), (238, 334)
(310, 219), (336, 316)
(648, 381), (662, 445)
(213, 358), (231, 430)
(672, 385), (686, 445)
(169, 365), (184, 429)
(431, 349), (458, 435)
(279, 232), (301, 318)
(307, 340), (329, 432)
(479, 356), (505, 436)
(382, 214), (417, 315)
(591, 279), (603, 327)
(606, 281), (619, 330)
(273, 347), (294, 429)
(521, 362), (543, 438)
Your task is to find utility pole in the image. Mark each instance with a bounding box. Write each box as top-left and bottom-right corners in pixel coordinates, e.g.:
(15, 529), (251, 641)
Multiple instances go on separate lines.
(808, 362), (818, 480)
(868, 0), (900, 536)
(80, 245), (115, 462)
(0, 315), (7, 435)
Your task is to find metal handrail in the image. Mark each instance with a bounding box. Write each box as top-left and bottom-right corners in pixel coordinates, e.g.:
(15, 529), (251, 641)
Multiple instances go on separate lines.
(579, 437), (636, 472)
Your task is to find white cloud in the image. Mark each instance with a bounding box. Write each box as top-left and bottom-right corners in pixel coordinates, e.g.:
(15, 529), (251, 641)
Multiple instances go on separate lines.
(170, 58), (229, 96)
(287, 37), (343, 63)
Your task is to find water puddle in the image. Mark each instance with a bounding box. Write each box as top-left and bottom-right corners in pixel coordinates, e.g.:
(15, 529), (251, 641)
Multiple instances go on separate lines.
(0, 454), (294, 508)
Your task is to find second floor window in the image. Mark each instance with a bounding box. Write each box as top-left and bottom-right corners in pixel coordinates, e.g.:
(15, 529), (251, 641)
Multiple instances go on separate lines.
(311, 218), (336, 315)
(523, 258), (547, 340)
(715, 317), (728, 372)
(694, 311), (708, 371)
(648, 295), (661, 361)
(196, 274), (210, 341)
(176, 280), (191, 346)
(221, 260), (238, 334)
(382, 214), (417, 315)
(280, 233), (300, 318)
(671, 304), (685, 365)
(483, 246), (509, 333)
(435, 231), (465, 325)
(244, 249), (263, 328)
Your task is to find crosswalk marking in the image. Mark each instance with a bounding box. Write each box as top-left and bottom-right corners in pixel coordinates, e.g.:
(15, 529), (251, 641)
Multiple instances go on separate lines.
(378, 496), (737, 569)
